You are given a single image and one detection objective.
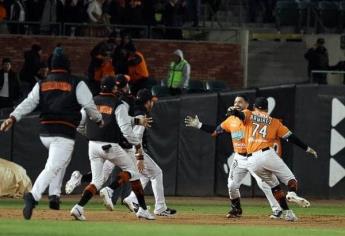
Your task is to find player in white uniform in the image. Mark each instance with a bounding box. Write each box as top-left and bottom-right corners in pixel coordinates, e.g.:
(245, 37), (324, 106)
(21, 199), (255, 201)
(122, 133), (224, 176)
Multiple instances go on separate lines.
(70, 77), (155, 220)
(0, 51), (103, 220)
(185, 95), (282, 218)
(65, 75), (150, 197)
(112, 89), (177, 216)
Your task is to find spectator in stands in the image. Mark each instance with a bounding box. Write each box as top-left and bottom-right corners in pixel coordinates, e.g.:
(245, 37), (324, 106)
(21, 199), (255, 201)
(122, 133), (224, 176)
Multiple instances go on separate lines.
(125, 0), (143, 25)
(125, 43), (149, 95)
(165, 49), (190, 95)
(40, 0), (63, 35)
(63, 0), (84, 36)
(108, 0), (126, 24)
(8, 0), (26, 34)
(88, 31), (117, 87)
(162, 0), (185, 39)
(0, 58), (21, 108)
(25, 0), (46, 34)
(0, 0), (7, 34)
(87, 0), (109, 36)
(20, 44), (42, 92)
(91, 51), (115, 95)
(304, 38), (329, 84)
(187, 0), (200, 27)
(113, 30), (133, 74)
(87, 0), (105, 23)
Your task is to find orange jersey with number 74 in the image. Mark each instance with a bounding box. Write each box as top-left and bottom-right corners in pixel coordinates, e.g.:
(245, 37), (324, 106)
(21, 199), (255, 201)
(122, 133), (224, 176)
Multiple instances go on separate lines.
(243, 110), (291, 154)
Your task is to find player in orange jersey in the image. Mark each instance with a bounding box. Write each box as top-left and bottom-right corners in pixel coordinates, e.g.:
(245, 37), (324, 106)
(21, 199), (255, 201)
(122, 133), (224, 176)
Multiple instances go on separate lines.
(228, 97), (317, 221)
(185, 95), (282, 218)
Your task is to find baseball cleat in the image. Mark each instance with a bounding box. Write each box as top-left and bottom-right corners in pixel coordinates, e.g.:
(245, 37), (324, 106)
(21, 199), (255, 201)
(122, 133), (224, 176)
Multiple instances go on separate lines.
(23, 192), (38, 220)
(154, 207), (177, 216)
(136, 208), (155, 220)
(286, 192), (310, 208)
(99, 187), (114, 211)
(123, 197), (139, 213)
(284, 210), (298, 221)
(226, 207), (242, 218)
(70, 204), (86, 221)
(270, 210), (283, 219)
(65, 170), (82, 194)
(48, 195), (61, 210)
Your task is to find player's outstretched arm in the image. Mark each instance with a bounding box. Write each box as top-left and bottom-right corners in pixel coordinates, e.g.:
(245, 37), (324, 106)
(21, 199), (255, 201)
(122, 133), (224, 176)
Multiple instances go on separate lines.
(284, 133), (318, 158)
(185, 115), (221, 135)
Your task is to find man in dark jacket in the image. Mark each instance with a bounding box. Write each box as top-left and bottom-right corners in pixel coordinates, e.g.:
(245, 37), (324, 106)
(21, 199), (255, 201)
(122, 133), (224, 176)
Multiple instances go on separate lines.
(112, 31), (133, 74)
(20, 44), (42, 91)
(0, 58), (20, 108)
(304, 38), (329, 84)
(0, 49), (103, 220)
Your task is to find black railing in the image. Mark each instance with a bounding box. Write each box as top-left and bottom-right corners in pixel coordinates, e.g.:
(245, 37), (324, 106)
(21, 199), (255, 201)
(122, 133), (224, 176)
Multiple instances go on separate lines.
(0, 20), (241, 43)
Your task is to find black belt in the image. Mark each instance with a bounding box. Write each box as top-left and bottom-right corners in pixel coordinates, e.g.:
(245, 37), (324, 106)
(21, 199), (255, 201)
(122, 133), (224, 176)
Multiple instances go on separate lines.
(238, 152), (247, 156)
(247, 147), (270, 157)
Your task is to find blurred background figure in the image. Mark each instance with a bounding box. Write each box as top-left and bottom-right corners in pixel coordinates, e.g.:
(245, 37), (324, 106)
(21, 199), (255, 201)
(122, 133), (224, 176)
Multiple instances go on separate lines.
(165, 49), (190, 95)
(20, 44), (42, 94)
(8, 0), (26, 34)
(304, 38), (329, 84)
(0, 58), (21, 108)
(125, 43), (149, 95)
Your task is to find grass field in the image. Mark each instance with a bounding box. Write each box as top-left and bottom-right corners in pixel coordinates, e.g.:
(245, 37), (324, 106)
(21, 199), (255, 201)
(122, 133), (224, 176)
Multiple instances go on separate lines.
(0, 196), (344, 236)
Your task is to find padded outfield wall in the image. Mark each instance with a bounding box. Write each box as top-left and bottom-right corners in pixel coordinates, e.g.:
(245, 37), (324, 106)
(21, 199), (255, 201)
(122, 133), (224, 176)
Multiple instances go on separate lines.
(0, 84), (344, 198)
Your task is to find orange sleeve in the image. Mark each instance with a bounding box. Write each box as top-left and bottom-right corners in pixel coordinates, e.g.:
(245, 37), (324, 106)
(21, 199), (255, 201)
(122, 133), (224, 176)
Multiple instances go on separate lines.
(276, 120), (291, 138)
(220, 117), (231, 133)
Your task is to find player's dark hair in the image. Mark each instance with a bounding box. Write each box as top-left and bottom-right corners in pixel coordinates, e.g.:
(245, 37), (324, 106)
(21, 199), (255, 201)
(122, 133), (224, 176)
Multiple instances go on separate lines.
(236, 94), (249, 102)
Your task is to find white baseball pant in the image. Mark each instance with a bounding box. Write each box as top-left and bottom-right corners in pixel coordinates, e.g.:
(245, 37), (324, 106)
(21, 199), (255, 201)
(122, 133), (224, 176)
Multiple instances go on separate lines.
(31, 136), (75, 201)
(247, 148), (295, 187)
(228, 153), (281, 212)
(125, 149), (167, 213)
(88, 141), (139, 191)
(48, 159), (69, 197)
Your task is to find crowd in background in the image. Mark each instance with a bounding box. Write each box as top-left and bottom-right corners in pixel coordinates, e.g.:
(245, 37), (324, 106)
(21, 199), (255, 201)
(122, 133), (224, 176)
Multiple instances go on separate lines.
(0, 0), (204, 38)
(0, 29), (192, 110)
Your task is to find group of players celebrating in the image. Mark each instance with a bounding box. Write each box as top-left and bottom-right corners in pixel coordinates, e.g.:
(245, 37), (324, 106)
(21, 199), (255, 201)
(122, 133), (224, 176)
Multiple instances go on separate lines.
(185, 95), (317, 221)
(0, 49), (317, 222)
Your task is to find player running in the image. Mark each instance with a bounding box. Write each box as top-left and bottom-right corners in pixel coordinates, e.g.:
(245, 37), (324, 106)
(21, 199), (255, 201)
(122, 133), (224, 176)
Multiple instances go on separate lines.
(185, 95), (282, 218)
(228, 97), (317, 221)
(100, 89), (177, 216)
(70, 77), (155, 220)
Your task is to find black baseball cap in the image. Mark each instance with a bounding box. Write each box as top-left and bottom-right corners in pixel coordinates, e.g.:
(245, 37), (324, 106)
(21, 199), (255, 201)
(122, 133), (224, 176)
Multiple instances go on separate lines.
(137, 88), (158, 104)
(254, 97), (268, 110)
(114, 74), (129, 88)
(101, 76), (116, 92)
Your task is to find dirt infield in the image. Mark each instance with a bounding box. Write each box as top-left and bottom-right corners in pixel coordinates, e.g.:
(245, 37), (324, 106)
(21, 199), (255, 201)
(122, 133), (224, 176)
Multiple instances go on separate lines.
(0, 208), (344, 228)
(0, 197), (344, 229)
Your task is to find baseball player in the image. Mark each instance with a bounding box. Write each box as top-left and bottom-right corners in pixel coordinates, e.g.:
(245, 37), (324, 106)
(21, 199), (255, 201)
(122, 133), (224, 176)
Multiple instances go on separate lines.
(117, 88), (177, 216)
(228, 97), (318, 221)
(185, 95), (282, 218)
(65, 75), (150, 196)
(70, 77), (155, 220)
(0, 50), (103, 220)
